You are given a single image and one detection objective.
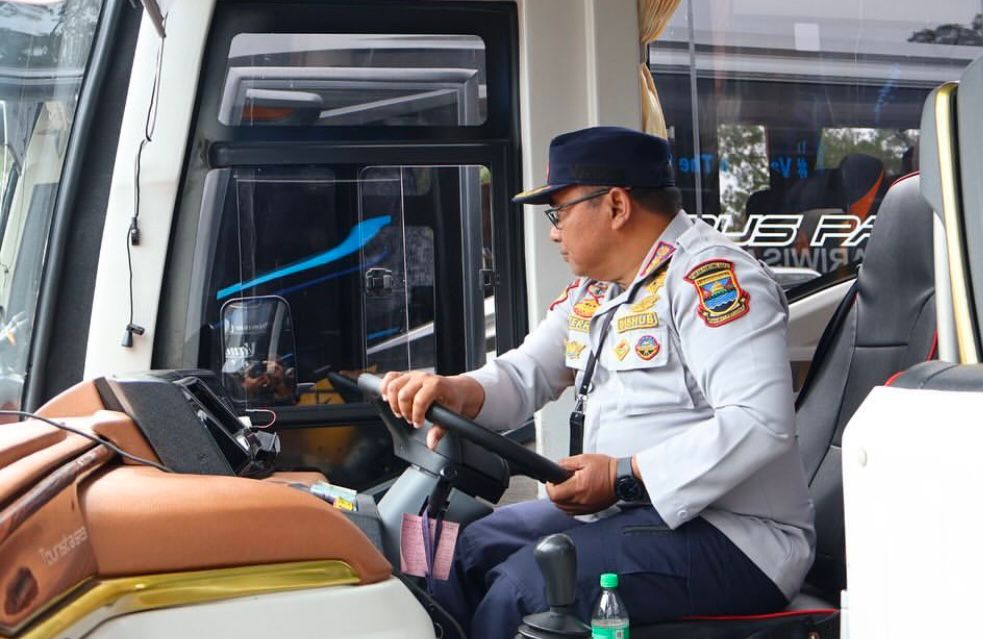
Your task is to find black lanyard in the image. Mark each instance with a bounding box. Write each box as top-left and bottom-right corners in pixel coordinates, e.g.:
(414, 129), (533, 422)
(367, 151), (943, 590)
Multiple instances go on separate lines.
(568, 306), (616, 456)
(568, 260), (670, 456)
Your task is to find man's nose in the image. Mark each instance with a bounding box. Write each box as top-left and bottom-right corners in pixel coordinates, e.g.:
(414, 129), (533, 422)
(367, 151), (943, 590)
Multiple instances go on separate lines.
(549, 225), (561, 242)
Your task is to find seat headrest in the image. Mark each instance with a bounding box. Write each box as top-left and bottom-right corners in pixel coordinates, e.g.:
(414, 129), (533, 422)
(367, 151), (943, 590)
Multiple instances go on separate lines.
(838, 153), (885, 217)
(855, 174), (934, 345)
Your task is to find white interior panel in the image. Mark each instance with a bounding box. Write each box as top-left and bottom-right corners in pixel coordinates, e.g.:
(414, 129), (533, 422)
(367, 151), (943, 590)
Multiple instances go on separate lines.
(843, 386), (983, 639)
(787, 278), (855, 362)
(84, 578), (434, 639)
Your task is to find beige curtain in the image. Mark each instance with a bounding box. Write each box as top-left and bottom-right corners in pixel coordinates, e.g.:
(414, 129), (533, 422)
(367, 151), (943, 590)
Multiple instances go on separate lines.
(638, 0), (682, 137)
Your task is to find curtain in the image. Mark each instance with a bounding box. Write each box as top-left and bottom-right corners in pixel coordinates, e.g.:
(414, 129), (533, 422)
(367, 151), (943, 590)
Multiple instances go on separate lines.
(638, 0), (682, 137)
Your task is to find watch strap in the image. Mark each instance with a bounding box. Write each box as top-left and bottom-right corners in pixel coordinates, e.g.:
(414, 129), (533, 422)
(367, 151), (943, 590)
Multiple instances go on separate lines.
(616, 456), (634, 481)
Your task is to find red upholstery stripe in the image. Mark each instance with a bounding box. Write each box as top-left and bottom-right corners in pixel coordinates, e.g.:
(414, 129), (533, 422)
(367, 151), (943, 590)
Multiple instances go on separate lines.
(926, 331), (939, 360)
(682, 608), (838, 622)
(885, 330), (939, 387)
(891, 171), (920, 187)
(884, 371), (905, 387)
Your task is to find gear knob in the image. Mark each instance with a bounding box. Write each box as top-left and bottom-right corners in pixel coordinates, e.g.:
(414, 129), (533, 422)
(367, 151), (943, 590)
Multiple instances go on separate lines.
(516, 534), (590, 638)
(535, 533), (577, 609)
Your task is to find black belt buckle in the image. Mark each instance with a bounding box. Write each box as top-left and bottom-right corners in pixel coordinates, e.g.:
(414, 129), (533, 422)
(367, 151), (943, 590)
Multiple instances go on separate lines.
(569, 410), (585, 456)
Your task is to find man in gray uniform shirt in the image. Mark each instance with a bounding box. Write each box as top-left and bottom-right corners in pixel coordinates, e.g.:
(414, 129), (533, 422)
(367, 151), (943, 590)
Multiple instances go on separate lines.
(381, 126), (815, 639)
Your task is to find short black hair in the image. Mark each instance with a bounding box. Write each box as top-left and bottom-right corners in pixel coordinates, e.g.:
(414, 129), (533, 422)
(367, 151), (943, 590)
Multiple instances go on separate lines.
(630, 187), (682, 217)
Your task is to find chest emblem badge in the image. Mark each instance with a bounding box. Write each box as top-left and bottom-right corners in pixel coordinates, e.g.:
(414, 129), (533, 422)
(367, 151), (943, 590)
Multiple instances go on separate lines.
(645, 269), (668, 295)
(630, 295), (658, 313)
(638, 242), (677, 279)
(573, 297), (601, 319)
(613, 338), (630, 361)
(565, 339), (587, 360)
(587, 281), (610, 300)
(685, 259), (750, 327)
(634, 335), (660, 360)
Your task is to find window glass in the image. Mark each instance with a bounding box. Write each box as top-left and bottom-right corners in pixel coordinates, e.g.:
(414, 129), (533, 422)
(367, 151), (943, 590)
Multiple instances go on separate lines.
(817, 127), (920, 175)
(650, 1), (981, 292)
(221, 33), (487, 126)
(198, 164), (493, 486)
(200, 164), (493, 401)
(718, 123), (769, 219)
(0, 0), (103, 416)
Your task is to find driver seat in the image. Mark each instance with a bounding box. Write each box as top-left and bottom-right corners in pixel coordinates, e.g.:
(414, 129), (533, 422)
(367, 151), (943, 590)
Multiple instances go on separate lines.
(636, 172), (936, 638)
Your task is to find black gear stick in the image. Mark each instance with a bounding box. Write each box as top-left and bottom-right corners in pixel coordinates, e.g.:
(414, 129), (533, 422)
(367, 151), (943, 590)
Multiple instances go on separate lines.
(515, 534), (591, 639)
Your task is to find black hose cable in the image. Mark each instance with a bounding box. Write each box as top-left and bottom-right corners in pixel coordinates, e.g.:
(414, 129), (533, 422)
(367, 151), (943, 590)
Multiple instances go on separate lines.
(122, 16), (166, 346)
(0, 409), (172, 473)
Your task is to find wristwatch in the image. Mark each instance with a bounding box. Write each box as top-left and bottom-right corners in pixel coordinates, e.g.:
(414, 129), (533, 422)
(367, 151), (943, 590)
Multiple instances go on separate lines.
(614, 456), (648, 502)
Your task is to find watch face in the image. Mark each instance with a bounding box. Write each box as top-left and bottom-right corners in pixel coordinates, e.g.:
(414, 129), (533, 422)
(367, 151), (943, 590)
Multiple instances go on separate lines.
(616, 476), (644, 502)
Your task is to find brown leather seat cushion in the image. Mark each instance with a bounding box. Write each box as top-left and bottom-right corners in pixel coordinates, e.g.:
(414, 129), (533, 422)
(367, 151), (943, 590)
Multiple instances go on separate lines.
(79, 466), (390, 583)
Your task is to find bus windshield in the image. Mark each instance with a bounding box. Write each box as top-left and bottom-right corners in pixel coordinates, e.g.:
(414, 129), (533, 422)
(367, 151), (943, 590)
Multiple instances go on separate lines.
(0, 0), (103, 414)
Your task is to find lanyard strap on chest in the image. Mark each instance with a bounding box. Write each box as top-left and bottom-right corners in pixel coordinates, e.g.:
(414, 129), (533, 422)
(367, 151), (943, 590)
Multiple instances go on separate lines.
(567, 259), (672, 457)
(568, 308), (615, 456)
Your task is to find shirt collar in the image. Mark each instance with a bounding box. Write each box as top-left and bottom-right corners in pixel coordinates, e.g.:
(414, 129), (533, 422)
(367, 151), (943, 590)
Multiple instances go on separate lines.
(596, 212), (691, 312)
(628, 212), (690, 290)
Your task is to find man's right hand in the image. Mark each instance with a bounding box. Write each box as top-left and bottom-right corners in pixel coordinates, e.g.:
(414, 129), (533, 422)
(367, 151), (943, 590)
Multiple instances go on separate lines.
(379, 371), (486, 450)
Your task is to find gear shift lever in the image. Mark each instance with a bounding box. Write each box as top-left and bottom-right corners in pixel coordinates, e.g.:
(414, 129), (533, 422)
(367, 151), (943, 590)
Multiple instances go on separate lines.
(515, 534), (590, 639)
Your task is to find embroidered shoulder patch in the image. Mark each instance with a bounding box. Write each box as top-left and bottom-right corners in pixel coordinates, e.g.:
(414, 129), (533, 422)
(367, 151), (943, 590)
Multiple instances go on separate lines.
(684, 259), (750, 327)
(548, 278), (581, 311)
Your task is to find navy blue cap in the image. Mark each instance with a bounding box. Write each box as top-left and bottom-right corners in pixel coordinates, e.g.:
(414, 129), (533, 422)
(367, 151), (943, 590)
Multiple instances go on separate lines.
(513, 126), (675, 205)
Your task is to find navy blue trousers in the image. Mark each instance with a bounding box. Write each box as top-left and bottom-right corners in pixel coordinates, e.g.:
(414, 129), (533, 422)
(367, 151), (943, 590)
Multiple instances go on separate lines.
(432, 500), (786, 639)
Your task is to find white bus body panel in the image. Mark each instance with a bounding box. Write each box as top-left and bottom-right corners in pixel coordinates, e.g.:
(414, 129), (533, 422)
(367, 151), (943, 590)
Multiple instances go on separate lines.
(85, 0), (216, 379)
(82, 577), (434, 639)
(843, 385), (983, 639)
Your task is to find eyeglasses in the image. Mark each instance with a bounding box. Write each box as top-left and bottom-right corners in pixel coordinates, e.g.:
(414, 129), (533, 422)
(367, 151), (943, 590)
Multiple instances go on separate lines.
(543, 187), (622, 230)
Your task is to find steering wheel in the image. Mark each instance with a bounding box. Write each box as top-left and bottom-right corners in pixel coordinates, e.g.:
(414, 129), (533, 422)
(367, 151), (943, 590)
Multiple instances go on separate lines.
(336, 372), (573, 485)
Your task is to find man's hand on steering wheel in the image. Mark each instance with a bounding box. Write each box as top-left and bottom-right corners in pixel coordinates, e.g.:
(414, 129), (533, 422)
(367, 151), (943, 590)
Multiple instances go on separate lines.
(546, 454), (619, 515)
(379, 371), (486, 450)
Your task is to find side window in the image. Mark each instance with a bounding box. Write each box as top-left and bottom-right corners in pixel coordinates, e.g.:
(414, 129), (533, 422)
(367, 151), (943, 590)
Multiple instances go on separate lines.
(650, 4), (980, 295)
(166, 2), (522, 489)
(0, 0), (103, 414)
(220, 33), (487, 127)
(648, 3), (980, 388)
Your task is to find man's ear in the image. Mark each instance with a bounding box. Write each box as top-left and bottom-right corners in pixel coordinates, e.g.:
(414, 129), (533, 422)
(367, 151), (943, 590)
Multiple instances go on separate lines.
(609, 187), (632, 230)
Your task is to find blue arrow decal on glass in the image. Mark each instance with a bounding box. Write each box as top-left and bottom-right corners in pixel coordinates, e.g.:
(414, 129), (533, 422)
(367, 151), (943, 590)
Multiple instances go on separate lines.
(216, 215), (392, 300)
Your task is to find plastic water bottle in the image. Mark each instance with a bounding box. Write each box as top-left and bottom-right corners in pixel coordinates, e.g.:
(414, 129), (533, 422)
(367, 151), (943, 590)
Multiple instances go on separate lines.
(591, 573), (629, 639)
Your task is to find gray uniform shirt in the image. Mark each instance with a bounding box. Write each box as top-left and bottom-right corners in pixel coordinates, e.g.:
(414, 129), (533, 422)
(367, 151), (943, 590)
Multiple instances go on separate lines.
(465, 212), (816, 600)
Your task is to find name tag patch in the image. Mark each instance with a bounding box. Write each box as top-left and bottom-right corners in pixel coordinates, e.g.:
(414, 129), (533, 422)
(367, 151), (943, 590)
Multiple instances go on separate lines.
(568, 316), (591, 333)
(617, 312), (659, 333)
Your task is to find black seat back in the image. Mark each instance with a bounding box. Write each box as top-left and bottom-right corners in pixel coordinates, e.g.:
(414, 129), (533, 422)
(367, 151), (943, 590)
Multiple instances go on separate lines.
(795, 174), (936, 599)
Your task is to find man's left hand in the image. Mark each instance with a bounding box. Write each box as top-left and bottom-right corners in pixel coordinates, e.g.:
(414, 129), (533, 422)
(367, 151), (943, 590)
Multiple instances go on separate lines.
(545, 454), (618, 515)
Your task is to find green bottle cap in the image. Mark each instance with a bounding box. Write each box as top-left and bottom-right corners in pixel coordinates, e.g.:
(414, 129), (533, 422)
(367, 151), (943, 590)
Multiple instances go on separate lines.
(600, 573), (619, 588)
